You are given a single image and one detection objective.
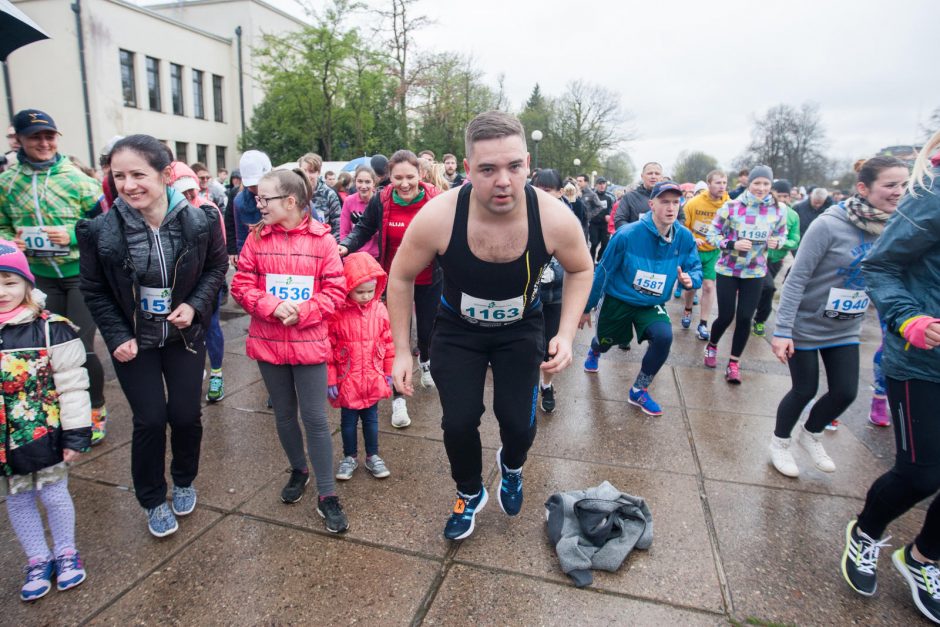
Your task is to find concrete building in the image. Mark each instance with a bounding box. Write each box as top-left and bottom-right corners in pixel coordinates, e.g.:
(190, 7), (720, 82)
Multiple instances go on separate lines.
(1, 0), (306, 172)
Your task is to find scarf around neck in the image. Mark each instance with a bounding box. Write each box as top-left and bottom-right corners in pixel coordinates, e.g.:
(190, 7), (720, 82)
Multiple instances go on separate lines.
(17, 149), (60, 171)
(738, 190), (773, 209)
(844, 195), (891, 236)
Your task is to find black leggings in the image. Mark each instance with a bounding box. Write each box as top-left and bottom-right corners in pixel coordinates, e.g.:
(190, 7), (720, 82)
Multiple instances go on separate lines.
(710, 274), (763, 357)
(857, 378), (940, 559)
(589, 223), (609, 262)
(754, 260), (783, 324)
(430, 311), (544, 495)
(773, 345), (859, 438)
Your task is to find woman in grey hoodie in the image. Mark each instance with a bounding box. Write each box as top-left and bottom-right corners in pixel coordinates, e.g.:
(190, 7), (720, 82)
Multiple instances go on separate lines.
(768, 156), (909, 478)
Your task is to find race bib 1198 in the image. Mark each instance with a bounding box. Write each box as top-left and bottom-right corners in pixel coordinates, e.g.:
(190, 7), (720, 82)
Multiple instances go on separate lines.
(736, 227), (769, 242)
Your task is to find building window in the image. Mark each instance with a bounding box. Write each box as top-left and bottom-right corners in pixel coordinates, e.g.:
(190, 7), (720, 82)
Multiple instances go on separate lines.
(192, 69), (205, 120)
(120, 49), (137, 107)
(170, 63), (184, 116)
(212, 74), (224, 122)
(175, 142), (188, 162)
(146, 57), (161, 112)
(216, 146), (227, 171)
(196, 144), (208, 165)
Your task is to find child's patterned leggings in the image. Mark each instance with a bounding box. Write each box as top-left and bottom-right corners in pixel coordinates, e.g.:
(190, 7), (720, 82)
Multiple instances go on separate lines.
(5, 478), (76, 562)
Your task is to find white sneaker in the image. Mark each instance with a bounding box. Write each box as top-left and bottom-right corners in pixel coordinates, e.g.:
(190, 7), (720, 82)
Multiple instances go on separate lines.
(391, 397), (411, 428)
(769, 435), (800, 478)
(420, 361), (435, 388)
(798, 426), (836, 473)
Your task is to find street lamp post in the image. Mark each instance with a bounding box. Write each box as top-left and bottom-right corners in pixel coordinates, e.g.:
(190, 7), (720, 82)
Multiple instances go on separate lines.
(573, 158), (581, 177)
(591, 170), (598, 187)
(531, 130), (543, 170)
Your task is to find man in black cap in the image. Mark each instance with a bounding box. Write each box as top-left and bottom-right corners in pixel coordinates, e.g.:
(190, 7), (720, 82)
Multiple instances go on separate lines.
(592, 176), (616, 261)
(371, 154), (390, 190)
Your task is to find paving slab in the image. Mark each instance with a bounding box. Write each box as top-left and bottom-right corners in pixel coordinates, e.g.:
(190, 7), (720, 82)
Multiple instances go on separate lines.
(675, 365), (794, 417)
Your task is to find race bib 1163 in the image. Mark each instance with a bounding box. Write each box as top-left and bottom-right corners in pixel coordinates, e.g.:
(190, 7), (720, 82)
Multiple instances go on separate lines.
(460, 293), (523, 324)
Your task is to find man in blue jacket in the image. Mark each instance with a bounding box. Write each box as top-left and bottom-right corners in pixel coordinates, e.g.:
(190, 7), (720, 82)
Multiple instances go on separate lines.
(580, 181), (702, 416)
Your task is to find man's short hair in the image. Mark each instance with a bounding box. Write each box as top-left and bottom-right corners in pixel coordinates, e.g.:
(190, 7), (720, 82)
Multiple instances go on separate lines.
(418, 150), (436, 161)
(443, 153), (456, 162)
(190, 161), (208, 174)
(298, 153), (322, 173)
(465, 110), (525, 158)
(738, 168), (749, 177)
(706, 169), (726, 183)
(810, 187), (829, 202)
(576, 173), (589, 181)
(641, 162), (662, 173)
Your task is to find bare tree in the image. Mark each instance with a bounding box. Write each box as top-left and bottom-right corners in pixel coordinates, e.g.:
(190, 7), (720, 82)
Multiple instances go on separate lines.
(672, 150), (720, 183)
(551, 80), (633, 173)
(922, 106), (940, 141)
(735, 102), (829, 186)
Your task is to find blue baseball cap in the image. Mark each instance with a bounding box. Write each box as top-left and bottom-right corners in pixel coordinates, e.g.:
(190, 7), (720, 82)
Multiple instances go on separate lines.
(650, 181), (682, 199)
(12, 109), (59, 137)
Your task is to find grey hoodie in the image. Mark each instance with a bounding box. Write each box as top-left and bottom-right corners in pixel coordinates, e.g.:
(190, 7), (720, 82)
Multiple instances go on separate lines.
(773, 205), (879, 349)
(545, 481), (653, 587)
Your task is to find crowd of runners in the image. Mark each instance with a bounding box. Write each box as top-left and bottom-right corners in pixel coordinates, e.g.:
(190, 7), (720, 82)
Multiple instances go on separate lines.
(1, 106), (939, 623)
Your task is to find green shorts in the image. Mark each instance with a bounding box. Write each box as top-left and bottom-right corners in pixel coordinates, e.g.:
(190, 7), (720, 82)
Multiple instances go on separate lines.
(698, 248), (720, 281)
(596, 295), (670, 349)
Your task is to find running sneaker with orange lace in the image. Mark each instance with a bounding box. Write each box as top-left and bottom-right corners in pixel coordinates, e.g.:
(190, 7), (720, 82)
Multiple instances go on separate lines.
(90, 406), (108, 446)
(443, 488), (488, 540)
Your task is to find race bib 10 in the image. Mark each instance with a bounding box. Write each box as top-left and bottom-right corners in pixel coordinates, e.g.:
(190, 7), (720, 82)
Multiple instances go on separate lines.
(824, 287), (869, 320)
(460, 293), (523, 324)
(266, 274), (314, 304)
(737, 227), (769, 242)
(139, 286), (172, 317)
(633, 270), (667, 296)
(20, 226), (69, 257)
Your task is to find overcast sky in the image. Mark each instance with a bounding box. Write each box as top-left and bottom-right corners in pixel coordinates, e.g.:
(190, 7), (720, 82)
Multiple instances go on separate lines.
(274, 0), (939, 177)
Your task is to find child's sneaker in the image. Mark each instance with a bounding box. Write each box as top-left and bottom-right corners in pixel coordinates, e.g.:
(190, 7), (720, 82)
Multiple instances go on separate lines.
(365, 455), (390, 478)
(391, 397), (411, 428)
(171, 485), (197, 516)
(704, 345), (718, 368)
(206, 372), (225, 402)
(20, 559), (53, 601)
(584, 348), (600, 373)
(841, 519), (889, 597)
(281, 469), (309, 502)
(419, 361), (435, 388)
(869, 396), (890, 427)
(336, 456), (358, 480)
(90, 405), (108, 446)
(893, 544), (940, 624)
(54, 550), (87, 592)
(317, 495), (349, 533)
(696, 322), (710, 341)
(145, 502), (178, 538)
(725, 360), (742, 384)
(628, 387), (663, 416)
(443, 488), (488, 540)
(681, 311), (692, 329)
(540, 384), (556, 413)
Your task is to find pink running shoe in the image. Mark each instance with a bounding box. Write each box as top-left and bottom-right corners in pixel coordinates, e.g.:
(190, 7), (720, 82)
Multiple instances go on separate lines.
(704, 345), (718, 369)
(725, 361), (742, 384)
(869, 396), (890, 427)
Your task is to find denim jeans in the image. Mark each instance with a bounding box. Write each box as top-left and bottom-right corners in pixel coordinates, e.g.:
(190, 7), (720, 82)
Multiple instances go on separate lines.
(340, 404), (379, 458)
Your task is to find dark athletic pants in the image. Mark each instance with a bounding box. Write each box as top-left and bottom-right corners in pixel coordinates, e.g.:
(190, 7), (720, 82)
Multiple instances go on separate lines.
(858, 378), (940, 559)
(774, 345), (859, 437)
(112, 340), (205, 509)
(589, 222), (609, 262)
(430, 310), (544, 495)
(754, 259), (783, 324)
(710, 275), (763, 357)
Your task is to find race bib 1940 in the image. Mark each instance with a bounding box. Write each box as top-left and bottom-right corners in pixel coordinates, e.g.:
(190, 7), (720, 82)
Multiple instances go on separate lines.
(459, 293), (523, 324)
(736, 227), (770, 242)
(266, 274), (314, 304)
(139, 286), (172, 317)
(20, 226), (69, 257)
(632, 270), (667, 296)
(824, 287), (869, 320)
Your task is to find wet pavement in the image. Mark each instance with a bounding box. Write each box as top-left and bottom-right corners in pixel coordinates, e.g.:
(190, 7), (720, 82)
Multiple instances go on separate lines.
(0, 292), (926, 626)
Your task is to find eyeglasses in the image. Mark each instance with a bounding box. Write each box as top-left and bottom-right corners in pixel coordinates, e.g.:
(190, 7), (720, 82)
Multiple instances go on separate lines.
(198, 175), (212, 181)
(254, 195), (287, 208)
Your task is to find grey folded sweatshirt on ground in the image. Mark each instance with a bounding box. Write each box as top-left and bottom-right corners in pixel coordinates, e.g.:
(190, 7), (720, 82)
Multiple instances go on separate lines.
(545, 481), (653, 587)
(773, 205), (879, 350)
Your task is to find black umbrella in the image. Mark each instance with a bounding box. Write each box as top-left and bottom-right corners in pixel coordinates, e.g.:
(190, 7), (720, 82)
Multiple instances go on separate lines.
(0, 0), (50, 62)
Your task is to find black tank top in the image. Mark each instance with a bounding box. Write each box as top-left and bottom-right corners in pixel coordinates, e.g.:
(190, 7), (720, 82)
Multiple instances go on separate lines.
(438, 183), (551, 327)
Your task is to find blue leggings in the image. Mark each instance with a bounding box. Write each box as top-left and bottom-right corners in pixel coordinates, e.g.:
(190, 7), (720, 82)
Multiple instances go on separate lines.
(592, 320), (672, 386)
(340, 404), (379, 457)
(206, 291), (225, 370)
(873, 319), (887, 396)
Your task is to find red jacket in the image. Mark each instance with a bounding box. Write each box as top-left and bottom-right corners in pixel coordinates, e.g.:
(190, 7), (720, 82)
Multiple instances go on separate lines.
(327, 252), (395, 409)
(231, 216), (346, 365)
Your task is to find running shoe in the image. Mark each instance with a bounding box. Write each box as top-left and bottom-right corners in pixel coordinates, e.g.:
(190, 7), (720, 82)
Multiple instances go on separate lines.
(281, 468), (310, 502)
(893, 544), (940, 623)
(365, 454), (391, 479)
(628, 387), (663, 416)
(825, 419), (840, 431)
(206, 373), (225, 402)
(696, 323), (710, 341)
(841, 519), (889, 597)
(673, 285), (682, 299)
(443, 488), (488, 540)
(540, 384), (556, 413)
(752, 322), (766, 337)
(869, 396), (890, 427)
(419, 360), (435, 388)
(681, 311), (692, 329)
(90, 405), (108, 446)
(704, 345), (718, 369)
(335, 456), (357, 481)
(171, 485), (197, 516)
(496, 448), (523, 516)
(725, 361), (742, 384)
(584, 348), (600, 373)
(20, 559), (54, 602)
(798, 427), (836, 472)
(693, 294), (699, 306)
(391, 397), (411, 428)
(769, 435), (799, 477)
(317, 495), (349, 533)
(146, 502), (178, 538)
(54, 550), (87, 592)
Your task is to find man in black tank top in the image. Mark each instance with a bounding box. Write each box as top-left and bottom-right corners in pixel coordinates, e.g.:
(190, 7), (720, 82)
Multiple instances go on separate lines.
(386, 111), (593, 541)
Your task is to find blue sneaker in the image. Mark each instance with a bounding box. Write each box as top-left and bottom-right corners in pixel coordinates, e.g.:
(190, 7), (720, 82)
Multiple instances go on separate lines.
(54, 550), (87, 592)
(628, 387), (663, 416)
(696, 323), (710, 341)
(146, 502), (179, 538)
(171, 485), (197, 516)
(673, 286), (682, 298)
(496, 448), (523, 516)
(681, 311), (692, 329)
(20, 559), (54, 602)
(584, 348), (600, 373)
(443, 488), (488, 540)
(693, 294), (699, 306)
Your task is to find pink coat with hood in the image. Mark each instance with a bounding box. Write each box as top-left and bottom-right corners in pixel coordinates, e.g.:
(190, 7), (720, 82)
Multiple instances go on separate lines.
(327, 252), (395, 409)
(231, 215), (346, 365)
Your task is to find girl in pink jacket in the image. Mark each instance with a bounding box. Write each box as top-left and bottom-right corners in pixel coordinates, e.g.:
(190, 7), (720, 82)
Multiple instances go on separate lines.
(328, 252), (395, 481)
(230, 169), (349, 533)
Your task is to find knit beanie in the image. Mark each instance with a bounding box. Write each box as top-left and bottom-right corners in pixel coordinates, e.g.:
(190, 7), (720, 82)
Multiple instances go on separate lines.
(0, 240), (36, 286)
(748, 165), (774, 184)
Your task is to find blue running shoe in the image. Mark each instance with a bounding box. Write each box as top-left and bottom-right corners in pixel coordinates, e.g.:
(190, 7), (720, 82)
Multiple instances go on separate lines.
(20, 559), (54, 602)
(584, 348), (600, 373)
(696, 323), (710, 341)
(55, 551), (87, 592)
(443, 488), (488, 540)
(146, 502), (179, 538)
(496, 448), (523, 516)
(172, 485), (197, 516)
(628, 387), (663, 416)
(681, 312), (692, 329)
(673, 286), (682, 298)
(693, 294), (699, 306)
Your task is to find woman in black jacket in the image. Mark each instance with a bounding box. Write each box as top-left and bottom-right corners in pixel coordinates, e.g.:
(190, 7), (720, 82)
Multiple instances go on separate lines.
(77, 135), (227, 539)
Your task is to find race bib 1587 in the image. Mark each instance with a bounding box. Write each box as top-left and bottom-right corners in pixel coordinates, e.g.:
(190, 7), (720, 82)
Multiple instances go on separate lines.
(632, 270), (667, 297)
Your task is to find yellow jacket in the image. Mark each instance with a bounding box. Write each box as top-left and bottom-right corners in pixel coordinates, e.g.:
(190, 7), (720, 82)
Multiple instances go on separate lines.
(684, 191), (729, 251)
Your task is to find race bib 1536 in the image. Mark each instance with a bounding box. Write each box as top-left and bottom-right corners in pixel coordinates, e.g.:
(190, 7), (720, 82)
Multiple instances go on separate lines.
(266, 274), (314, 303)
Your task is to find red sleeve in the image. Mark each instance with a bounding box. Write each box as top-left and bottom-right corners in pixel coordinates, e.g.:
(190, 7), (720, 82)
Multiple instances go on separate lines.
(380, 305), (395, 375)
(230, 236), (280, 320)
(326, 313), (339, 386)
(295, 236), (348, 329)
